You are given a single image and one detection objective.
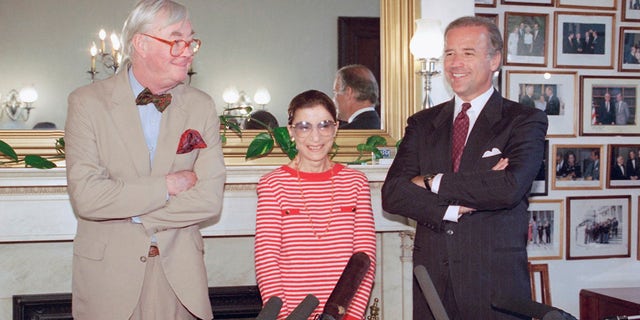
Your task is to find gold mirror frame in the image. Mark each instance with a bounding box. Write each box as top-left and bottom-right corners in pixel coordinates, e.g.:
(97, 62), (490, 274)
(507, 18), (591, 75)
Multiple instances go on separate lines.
(0, 0), (421, 167)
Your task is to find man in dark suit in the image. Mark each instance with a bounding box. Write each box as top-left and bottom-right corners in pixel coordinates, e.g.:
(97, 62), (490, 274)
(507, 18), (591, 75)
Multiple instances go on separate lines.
(612, 155), (630, 180)
(627, 150), (639, 180)
(544, 86), (560, 115)
(333, 64), (381, 129)
(519, 85), (535, 108)
(382, 16), (548, 320)
(596, 92), (615, 125)
(65, 1), (225, 319)
(583, 149), (600, 180)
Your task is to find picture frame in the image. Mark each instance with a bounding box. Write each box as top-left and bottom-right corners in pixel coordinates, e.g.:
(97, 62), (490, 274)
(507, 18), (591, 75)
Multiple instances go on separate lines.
(476, 13), (499, 27)
(553, 12), (615, 69)
(475, 0), (496, 7)
(506, 70), (577, 137)
(501, 0), (554, 7)
(618, 27), (640, 72)
(504, 12), (549, 66)
(527, 199), (564, 260)
(606, 144), (640, 188)
(530, 140), (549, 196)
(580, 76), (640, 136)
(566, 195), (631, 260)
(622, 0), (640, 22)
(556, 0), (616, 10)
(551, 144), (604, 190)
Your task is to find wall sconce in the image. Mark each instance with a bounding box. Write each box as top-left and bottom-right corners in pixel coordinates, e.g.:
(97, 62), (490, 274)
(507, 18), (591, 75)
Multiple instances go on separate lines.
(88, 29), (122, 82)
(221, 87), (271, 127)
(1, 87), (38, 121)
(410, 19), (444, 109)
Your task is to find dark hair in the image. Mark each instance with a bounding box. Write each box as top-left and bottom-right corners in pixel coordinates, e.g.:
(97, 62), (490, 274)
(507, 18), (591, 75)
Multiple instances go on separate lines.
(445, 16), (503, 67)
(287, 90), (337, 125)
(335, 64), (379, 105)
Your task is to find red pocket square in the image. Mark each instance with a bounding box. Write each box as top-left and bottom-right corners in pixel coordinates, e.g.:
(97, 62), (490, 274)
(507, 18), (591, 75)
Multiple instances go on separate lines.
(177, 129), (207, 154)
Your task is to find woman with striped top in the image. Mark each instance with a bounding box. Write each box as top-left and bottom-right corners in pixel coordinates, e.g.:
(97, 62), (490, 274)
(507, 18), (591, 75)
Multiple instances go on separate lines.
(254, 90), (376, 320)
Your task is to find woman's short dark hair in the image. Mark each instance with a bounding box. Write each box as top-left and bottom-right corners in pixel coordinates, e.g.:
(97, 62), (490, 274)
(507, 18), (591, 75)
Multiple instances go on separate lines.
(287, 90), (337, 125)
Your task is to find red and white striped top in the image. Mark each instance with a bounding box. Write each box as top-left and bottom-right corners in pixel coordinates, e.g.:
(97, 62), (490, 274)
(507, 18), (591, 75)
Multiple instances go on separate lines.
(254, 163), (376, 320)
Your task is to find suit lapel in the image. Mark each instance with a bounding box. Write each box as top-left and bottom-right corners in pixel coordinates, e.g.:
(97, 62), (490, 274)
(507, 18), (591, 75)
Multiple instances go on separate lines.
(151, 85), (187, 175)
(459, 91), (504, 172)
(109, 71), (152, 175)
(430, 99), (455, 172)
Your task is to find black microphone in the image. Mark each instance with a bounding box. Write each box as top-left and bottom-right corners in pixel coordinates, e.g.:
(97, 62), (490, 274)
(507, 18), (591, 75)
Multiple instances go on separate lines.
(256, 296), (283, 320)
(491, 296), (577, 320)
(413, 265), (450, 320)
(320, 252), (371, 320)
(285, 294), (319, 320)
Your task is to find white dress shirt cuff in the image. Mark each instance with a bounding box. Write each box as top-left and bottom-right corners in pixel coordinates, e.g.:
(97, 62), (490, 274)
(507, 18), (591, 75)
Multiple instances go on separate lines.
(443, 206), (460, 222)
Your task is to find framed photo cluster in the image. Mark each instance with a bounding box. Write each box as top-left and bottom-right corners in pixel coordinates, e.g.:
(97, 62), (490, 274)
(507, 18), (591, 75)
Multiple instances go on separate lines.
(477, 0), (640, 263)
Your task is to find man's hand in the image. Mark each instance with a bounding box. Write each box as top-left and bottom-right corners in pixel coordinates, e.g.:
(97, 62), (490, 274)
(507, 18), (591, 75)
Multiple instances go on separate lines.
(166, 170), (197, 195)
(492, 158), (509, 170)
(411, 175), (427, 188)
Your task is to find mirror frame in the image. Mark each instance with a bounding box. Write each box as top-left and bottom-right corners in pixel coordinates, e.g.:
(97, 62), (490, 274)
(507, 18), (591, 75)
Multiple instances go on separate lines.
(0, 0), (421, 167)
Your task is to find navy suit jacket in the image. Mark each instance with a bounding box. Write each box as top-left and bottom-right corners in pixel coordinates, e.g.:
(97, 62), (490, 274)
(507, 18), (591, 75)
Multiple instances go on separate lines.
(382, 90), (548, 319)
(339, 110), (381, 129)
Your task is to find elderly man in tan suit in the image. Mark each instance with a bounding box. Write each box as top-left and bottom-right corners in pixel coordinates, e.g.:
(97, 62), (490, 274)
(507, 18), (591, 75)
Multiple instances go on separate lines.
(65, 1), (225, 319)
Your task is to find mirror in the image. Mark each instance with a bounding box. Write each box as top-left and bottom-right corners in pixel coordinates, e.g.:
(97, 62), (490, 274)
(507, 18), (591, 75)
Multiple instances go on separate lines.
(0, 0), (420, 166)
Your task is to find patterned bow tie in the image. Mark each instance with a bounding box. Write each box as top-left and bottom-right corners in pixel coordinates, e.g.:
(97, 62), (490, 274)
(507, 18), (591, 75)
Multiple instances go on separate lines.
(135, 88), (172, 112)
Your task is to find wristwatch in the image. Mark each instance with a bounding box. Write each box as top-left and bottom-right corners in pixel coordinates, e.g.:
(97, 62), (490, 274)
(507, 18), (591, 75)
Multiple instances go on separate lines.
(423, 173), (436, 192)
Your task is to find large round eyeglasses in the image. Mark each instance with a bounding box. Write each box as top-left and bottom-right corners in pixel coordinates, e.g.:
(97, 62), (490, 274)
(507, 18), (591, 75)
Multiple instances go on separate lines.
(290, 120), (337, 138)
(141, 33), (201, 57)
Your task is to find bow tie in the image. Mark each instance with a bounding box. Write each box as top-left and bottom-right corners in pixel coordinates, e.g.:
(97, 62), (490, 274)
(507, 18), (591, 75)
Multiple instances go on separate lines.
(136, 88), (172, 112)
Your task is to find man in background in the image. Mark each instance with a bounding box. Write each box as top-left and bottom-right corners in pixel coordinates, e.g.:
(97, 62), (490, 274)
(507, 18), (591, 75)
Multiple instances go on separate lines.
(65, 1), (225, 319)
(597, 92), (615, 125)
(615, 92), (631, 125)
(333, 64), (381, 129)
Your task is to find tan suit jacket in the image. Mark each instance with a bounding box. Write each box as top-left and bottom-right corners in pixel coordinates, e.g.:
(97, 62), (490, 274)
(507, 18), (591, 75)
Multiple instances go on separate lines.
(66, 69), (225, 320)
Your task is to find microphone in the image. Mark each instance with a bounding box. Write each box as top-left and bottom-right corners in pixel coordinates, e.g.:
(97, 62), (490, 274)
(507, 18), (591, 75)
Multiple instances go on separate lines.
(319, 252), (372, 320)
(256, 296), (283, 320)
(491, 296), (577, 320)
(413, 265), (450, 320)
(285, 294), (319, 320)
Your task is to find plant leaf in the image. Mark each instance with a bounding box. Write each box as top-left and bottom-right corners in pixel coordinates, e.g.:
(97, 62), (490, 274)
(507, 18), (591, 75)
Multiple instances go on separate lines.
(273, 127), (297, 159)
(365, 135), (387, 148)
(0, 140), (18, 161)
(24, 155), (57, 169)
(395, 138), (402, 149)
(219, 115), (242, 136)
(245, 133), (274, 159)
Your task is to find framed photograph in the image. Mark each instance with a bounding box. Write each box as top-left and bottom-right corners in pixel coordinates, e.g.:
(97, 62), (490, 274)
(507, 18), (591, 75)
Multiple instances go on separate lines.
(501, 0), (554, 6)
(606, 144), (640, 188)
(506, 70), (577, 137)
(504, 12), (549, 66)
(551, 144), (604, 190)
(580, 76), (640, 136)
(530, 140), (549, 196)
(623, 0), (640, 22)
(475, 0), (496, 7)
(557, 0), (616, 10)
(476, 13), (498, 27)
(618, 27), (640, 72)
(527, 199), (564, 260)
(553, 12), (615, 69)
(566, 195), (631, 260)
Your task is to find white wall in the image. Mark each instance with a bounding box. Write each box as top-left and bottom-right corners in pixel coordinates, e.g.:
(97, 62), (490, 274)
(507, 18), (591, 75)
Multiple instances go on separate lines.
(422, 0), (640, 317)
(0, 0), (379, 129)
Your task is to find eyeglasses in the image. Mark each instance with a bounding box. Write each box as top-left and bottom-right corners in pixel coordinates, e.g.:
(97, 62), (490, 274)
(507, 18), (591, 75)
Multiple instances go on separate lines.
(141, 33), (201, 57)
(290, 120), (337, 137)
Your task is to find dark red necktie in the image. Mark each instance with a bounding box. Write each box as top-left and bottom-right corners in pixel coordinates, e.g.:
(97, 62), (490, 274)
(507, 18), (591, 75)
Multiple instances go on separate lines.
(452, 103), (471, 173)
(136, 88), (172, 112)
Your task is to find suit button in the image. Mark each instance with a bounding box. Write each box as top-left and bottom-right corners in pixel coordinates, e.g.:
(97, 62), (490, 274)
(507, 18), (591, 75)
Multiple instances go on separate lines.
(446, 229), (454, 235)
(140, 256), (147, 263)
(443, 260), (449, 266)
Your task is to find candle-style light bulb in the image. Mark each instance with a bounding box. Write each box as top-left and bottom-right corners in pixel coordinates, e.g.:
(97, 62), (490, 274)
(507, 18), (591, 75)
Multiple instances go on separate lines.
(98, 29), (106, 53)
(110, 32), (120, 53)
(90, 43), (98, 72)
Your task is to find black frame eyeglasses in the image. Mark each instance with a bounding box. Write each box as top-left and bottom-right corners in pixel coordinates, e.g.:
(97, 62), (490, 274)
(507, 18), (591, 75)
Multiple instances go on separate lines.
(141, 33), (201, 57)
(290, 120), (337, 138)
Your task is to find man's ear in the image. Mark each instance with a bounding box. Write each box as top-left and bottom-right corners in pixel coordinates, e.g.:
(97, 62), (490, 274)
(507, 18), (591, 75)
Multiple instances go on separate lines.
(132, 34), (147, 58)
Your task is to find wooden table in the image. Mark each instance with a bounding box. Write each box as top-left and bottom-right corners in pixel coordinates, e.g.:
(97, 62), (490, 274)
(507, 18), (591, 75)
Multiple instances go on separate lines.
(580, 287), (640, 320)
